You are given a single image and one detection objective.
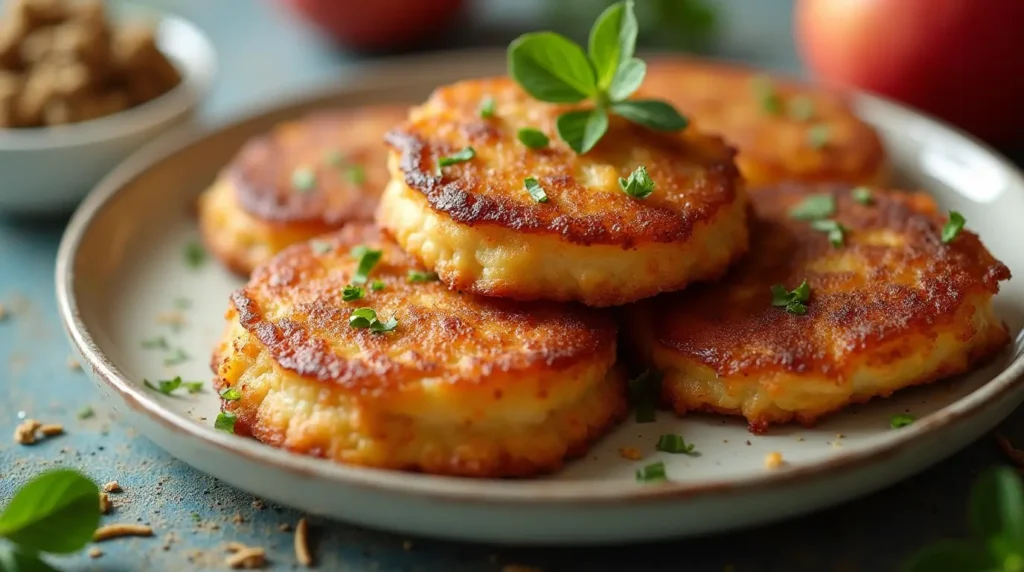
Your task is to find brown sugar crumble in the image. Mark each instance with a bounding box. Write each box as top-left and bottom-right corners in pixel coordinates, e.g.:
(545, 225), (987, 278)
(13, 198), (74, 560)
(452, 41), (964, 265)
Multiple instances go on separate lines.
(278, 523), (293, 533)
(101, 481), (122, 493)
(98, 492), (111, 514)
(13, 418), (40, 444)
(251, 500), (265, 510)
(225, 543), (266, 569)
(618, 447), (643, 461)
(295, 517), (313, 567)
(93, 523), (153, 541)
(764, 451), (785, 470)
(39, 423), (63, 436)
(66, 356), (81, 370)
(88, 548), (103, 559)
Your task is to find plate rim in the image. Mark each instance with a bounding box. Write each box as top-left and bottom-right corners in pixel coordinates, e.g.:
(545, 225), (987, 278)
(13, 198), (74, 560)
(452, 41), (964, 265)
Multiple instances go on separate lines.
(55, 47), (1024, 507)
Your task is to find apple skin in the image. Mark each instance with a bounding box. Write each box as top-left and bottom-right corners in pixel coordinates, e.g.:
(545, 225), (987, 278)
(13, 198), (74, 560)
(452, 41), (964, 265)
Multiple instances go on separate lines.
(278, 0), (467, 51)
(795, 0), (1024, 144)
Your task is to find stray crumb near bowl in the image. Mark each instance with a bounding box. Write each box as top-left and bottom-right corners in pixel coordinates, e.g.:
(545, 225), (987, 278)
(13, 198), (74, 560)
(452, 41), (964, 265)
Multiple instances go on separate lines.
(0, 0), (181, 129)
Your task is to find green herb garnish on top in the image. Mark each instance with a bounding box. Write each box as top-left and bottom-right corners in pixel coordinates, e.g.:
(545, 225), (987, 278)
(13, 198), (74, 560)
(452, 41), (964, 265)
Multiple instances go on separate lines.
(789, 194), (836, 221)
(507, 0), (688, 154)
(350, 246), (382, 285)
(619, 165), (655, 199)
(771, 280), (811, 315)
(144, 376), (202, 395)
(942, 211), (966, 244)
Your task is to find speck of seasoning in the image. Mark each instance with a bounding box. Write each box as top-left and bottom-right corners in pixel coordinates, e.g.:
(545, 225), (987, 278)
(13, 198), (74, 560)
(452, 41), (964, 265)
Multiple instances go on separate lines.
(102, 481), (122, 493)
(88, 548), (103, 559)
(764, 451), (784, 469)
(232, 512), (245, 524)
(156, 311), (187, 331)
(291, 167), (316, 192)
(278, 523), (293, 532)
(852, 186), (873, 205)
(184, 241), (206, 269)
(66, 356), (81, 371)
(618, 447), (643, 461)
(252, 500), (265, 510)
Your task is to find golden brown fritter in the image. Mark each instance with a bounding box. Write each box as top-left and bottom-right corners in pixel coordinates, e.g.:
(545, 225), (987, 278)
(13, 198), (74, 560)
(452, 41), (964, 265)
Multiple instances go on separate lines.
(624, 183), (1010, 433)
(198, 105), (408, 275)
(642, 58), (889, 188)
(212, 223), (626, 477)
(379, 76), (749, 307)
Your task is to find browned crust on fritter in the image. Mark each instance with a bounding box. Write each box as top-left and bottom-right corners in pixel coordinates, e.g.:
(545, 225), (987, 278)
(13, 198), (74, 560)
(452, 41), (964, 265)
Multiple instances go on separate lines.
(385, 77), (742, 247)
(641, 57), (887, 186)
(225, 223), (618, 394)
(230, 105), (407, 226)
(646, 183), (1010, 378)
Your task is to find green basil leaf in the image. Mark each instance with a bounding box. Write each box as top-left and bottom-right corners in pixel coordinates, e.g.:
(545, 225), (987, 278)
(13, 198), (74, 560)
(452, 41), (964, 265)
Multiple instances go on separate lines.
(508, 32), (596, 103)
(556, 108), (609, 154)
(0, 545), (61, 572)
(611, 100), (688, 132)
(587, 0), (637, 90)
(607, 58), (646, 101)
(970, 466), (1024, 546)
(901, 539), (993, 572)
(0, 469), (100, 554)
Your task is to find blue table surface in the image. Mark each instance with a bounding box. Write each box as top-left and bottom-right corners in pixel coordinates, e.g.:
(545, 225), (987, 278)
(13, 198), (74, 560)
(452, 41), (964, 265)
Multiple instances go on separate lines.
(2, 1), (1023, 570)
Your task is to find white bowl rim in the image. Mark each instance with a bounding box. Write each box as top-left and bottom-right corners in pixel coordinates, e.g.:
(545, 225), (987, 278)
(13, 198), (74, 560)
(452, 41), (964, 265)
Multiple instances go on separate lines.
(55, 48), (1024, 506)
(0, 3), (216, 151)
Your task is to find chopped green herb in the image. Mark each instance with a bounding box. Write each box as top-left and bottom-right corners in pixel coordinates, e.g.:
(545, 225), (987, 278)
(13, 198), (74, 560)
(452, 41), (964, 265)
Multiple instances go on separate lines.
(788, 96), (815, 121)
(478, 95), (496, 118)
(310, 240), (332, 255)
(437, 147), (476, 169)
(323, 149), (344, 166)
(890, 413), (916, 429)
(636, 461), (667, 483)
(350, 246), (382, 285)
(183, 382), (203, 394)
(628, 369), (662, 423)
(144, 376), (182, 395)
(807, 124), (830, 149)
(810, 219), (847, 248)
(219, 387), (241, 401)
(370, 280), (386, 292)
(345, 164), (366, 186)
(141, 336), (169, 350)
(942, 211), (965, 243)
(524, 176), (549, 203)
(751, 75), (782, 115)
(77, 406), (94, 420)
(656, 434), (697, 455)
(191, 512), (202, 522)
(770, 280), (811, 315)
(214, 411), (236, 433)
(163, 348), (189, 366)
(349, 308), (399, 333)
(173, 298), (192, 310)
(184, 241), (206, 269)
(517, 127), (550, 149)
(788, 194), (836, 220)
(619, 165), (655, 199)
(342, 285), (365, 302)
(407, 270), (439, 283)
(852, 186), (873, 205)
(291, 167), (316, 192)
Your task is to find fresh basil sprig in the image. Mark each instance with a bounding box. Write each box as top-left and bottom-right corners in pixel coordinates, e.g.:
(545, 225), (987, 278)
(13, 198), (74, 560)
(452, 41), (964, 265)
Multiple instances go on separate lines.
(903, 466), (1024, 572)
(0, 469), (101, 570)
(507, 0), (688, 154)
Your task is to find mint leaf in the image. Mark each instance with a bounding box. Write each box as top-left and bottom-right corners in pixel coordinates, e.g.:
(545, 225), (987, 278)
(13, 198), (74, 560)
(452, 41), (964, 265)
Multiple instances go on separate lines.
(0, 469), (100, 554)
(587, 0), (637, 90)
(619, 165), (655, 199)
(516, 127), (550, 149)
(607, 58), (646, 101)
(610, 100), (688, 132)
(970, 466), (1024, 547)
(901, 539), (993, 572)
(557, 108), (609, 154)
(508, 32), (596, 103)
(0, 545), (60, 572)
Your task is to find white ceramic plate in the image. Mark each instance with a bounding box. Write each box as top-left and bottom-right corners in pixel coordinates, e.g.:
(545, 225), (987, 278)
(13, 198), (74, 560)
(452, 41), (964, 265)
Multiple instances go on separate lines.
(56, 50), (1024, 545)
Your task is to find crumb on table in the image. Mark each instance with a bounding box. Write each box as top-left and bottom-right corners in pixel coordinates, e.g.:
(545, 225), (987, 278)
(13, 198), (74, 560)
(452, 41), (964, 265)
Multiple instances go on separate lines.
(13, 418), (40, 444)
(102, 481), (122, 493)
(764, 451), (785, 470)
(618, 447), (643, 461)
(93, 523), (154, 541)
(295, 517), (313, 567)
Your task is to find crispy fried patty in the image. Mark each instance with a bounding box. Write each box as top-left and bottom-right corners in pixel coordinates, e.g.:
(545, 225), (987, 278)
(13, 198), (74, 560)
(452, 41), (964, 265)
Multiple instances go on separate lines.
(624, 184), (1010, 433)
(198, 106), (408, 275)
(212, 223), (626, 477)
(378, 77), (749, 307)
(642, 58), (888, 188)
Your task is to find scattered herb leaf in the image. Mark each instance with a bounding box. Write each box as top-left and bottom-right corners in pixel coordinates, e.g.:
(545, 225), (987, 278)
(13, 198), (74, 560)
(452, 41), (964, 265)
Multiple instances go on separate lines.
(891, 413), (916, 429)
(619, 165), (655, 199)
(184, 241), (206, 269)
(524, 177), (549, 203)
(163, 348), (189, 367)
(635, 461), (667, 483)
(407, 270), (439, 283)
(370, 280), (386, 292)
(214, 412), (236, 433)
(751, 75), (782, 115)
(478, 96), (496, 118)
(656, 434), (697, 455)
(852, 186), (873, 205)
(517, 127), (550, 149)
(310, 240), (332, 255)
(437, 147), (476, 169)
(942, 211), (966, 243)
(770, 280), (811, 315)
(810, 219), (847, 248)
(349, 308), (398, 333)
(219, 387), (241, 401)
(628, 369), (662, 423)
(77, 406), (94, 420)
(788, 194), (836, 220)
(350, 246), (382, 285)
(143, 376), (202, 396)
(183, 381), (203, 394)
(141, 336), (169, 350)
(342, 285), (365, 302)
(345, 164), (366, 186)
(291, 167), (316, 192)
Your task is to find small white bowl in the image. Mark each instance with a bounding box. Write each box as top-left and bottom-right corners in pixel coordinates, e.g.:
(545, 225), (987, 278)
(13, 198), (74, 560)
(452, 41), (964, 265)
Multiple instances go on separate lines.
(0, 5), (216, 214)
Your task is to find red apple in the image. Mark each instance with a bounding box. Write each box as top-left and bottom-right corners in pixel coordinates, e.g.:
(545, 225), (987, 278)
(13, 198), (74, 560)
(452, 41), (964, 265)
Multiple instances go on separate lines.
(795, 0), (1024, 144)
(278, 0), (466, 51)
